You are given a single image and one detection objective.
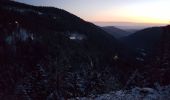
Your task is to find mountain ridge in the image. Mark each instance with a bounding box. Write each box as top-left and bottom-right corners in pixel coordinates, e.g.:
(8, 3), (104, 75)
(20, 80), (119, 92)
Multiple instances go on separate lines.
(0, 1), (134, 99)
(101, 26), (131, 38)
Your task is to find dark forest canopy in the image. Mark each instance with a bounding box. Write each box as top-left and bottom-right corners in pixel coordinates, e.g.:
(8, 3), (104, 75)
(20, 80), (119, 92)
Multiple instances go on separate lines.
(0, 0), (170, 100)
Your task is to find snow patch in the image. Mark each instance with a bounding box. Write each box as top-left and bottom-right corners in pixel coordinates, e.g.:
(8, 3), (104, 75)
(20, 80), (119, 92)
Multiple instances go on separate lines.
(70, 85), (170, 100)
(113, 55), (119, 60)
(17, 29), (29, 41)
(5, 36), (13, 45)
(5, 28), (35, 44)
(37, 11), (43, 15)
(141, 52), (147, 56)
(67, 32), (86, 41)
(53, 16), (57, 19)
(136, 57), (144, 61)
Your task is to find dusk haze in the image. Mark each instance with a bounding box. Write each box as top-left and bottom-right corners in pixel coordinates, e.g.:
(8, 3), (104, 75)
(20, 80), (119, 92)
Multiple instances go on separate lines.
(14, 0), (170, 25)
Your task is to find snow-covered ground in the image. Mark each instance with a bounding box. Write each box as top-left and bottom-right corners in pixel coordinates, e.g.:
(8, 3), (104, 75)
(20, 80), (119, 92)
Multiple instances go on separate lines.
(70, 85), (170, 100)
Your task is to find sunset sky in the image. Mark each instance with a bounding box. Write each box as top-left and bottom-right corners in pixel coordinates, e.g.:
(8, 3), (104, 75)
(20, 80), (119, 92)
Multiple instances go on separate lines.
(15, 0), (170, 25)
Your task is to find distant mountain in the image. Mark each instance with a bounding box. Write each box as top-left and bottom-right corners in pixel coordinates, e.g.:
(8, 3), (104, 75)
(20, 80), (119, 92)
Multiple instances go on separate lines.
(101, 26), (131, 38)
(94, 21), (167, 30)
(124, 29), (138, 33)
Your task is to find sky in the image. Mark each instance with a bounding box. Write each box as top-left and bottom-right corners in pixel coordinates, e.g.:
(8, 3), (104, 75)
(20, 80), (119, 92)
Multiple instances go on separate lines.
(14, 0), (170, 27)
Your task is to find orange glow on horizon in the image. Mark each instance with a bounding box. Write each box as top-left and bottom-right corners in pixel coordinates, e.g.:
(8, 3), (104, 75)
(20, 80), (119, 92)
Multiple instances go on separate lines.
(82, 0), (170, 24)
(86, 16), (169, 25)
(15, 0), (170, 24)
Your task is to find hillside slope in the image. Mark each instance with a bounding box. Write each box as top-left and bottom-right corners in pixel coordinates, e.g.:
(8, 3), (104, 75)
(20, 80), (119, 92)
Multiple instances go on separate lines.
(121, 27), (163, 61)
(0, 1), (135, 99)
